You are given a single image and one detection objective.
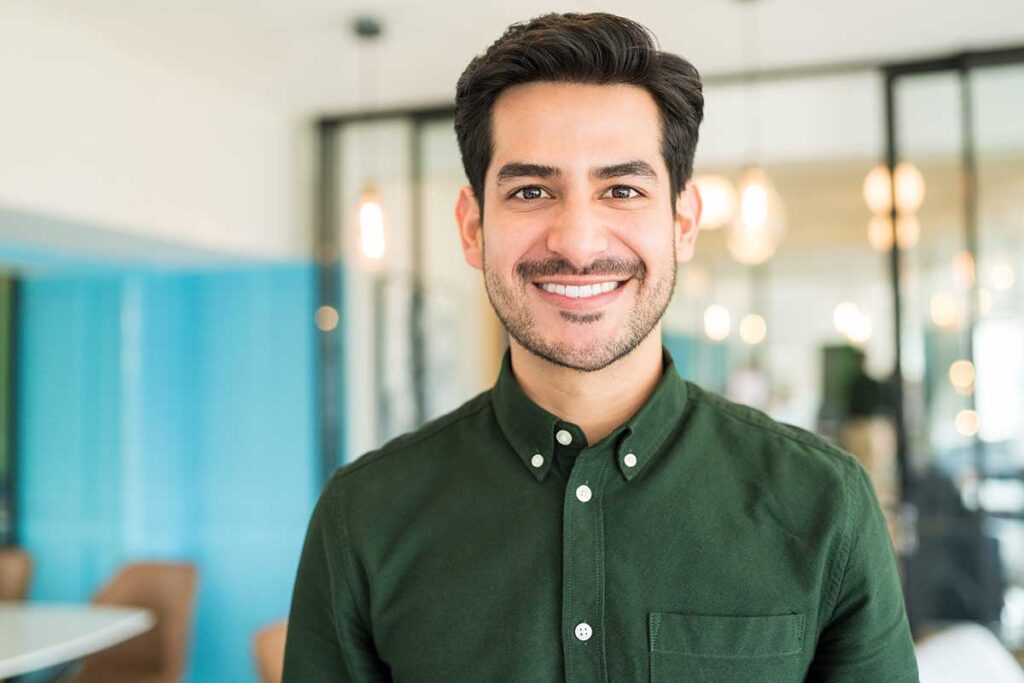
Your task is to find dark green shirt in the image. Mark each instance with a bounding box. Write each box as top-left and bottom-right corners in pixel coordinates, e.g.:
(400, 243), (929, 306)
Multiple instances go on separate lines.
(283, 347), (919, 682)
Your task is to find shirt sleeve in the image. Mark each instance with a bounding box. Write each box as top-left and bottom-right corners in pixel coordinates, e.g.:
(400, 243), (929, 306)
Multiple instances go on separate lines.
(807, 461), (920, 682)
(282, 475), (390, 682)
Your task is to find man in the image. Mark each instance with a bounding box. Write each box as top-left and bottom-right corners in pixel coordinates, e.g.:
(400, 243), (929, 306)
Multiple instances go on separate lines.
(283, 13), (919, 682)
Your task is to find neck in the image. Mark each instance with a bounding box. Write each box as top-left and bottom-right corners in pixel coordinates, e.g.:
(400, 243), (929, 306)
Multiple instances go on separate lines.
(509, 327), (665, 445)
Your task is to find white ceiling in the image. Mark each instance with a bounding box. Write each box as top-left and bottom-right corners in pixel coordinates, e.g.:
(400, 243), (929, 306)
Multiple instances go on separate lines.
(40, 0), (1024, 117)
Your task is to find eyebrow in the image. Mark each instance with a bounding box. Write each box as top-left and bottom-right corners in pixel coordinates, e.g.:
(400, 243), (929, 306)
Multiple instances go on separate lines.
(495, 162), (560, 185)
(495, 160), (658, 186)
(590, 160), (658, 181)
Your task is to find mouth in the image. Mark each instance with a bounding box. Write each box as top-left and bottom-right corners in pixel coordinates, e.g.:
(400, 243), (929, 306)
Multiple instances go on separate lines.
(531, 277), (632, 309)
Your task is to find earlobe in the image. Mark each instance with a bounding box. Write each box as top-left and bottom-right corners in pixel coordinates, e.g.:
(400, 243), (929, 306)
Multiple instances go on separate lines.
(455, 186), (484, 271)
(674, 181), (702, 264)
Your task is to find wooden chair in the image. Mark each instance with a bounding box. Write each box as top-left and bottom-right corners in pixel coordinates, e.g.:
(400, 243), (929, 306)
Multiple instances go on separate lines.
(252, 620), (288, 683)
(0, 547), (32, 601)
(63, 562), (198, 683)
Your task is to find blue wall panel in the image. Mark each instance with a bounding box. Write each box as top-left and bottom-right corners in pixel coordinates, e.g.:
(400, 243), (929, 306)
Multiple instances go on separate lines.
(188, 267), (317, 683)
(18, 275), (126, 601)
(17, 264), (319, 683)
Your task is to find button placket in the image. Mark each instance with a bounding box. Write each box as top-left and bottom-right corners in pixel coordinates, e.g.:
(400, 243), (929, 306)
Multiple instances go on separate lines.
(561, 442), (609, 683)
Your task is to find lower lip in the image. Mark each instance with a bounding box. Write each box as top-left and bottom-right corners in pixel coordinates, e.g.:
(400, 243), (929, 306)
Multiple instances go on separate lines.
(533, 279), (631, 310)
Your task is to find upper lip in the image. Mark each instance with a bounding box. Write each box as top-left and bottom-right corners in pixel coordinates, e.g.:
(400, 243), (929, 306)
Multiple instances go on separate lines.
(532, 277), (631, 285)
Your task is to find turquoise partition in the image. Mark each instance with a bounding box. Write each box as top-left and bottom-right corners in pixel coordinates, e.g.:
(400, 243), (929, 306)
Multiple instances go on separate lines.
(17, 264), (320, 682)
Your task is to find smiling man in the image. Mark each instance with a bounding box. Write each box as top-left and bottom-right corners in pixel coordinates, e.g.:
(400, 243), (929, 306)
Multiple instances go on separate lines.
(283, 13), (919, 682)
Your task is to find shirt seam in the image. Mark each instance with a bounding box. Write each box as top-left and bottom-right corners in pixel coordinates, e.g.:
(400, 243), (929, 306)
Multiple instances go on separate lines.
(690, 388), (860, 635)
(690, 390), (852, 464)
(323, 473), (375, 670)
(822, 460), (859, 630)
(334, 393), (493, 479)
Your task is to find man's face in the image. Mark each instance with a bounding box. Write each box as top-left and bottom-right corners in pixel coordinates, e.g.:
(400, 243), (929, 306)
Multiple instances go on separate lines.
(457, 82), (701, 372)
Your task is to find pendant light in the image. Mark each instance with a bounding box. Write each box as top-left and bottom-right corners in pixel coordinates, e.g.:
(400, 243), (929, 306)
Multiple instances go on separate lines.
(727, 167), (786, 265)
(693, 174), (737, 231)
(353, 16), (387, 267)
(725, 0), (785, 266)
(863, 162), (926, 252)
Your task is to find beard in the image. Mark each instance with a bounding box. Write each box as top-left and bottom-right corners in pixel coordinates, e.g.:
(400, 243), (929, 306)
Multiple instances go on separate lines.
(482, 241), (677, 373)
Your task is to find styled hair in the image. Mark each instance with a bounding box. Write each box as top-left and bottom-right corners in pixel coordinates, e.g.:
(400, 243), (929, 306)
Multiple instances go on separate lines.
(454, 12), (704, 215)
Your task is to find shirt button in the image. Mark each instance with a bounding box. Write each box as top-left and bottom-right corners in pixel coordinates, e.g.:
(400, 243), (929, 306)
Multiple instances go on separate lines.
(556, 429), (573, 446)
(530, 453), (544, 468)
(574, 622), (593, 641)
(623, 452), (638, 468)
(575, 484), (592, 503)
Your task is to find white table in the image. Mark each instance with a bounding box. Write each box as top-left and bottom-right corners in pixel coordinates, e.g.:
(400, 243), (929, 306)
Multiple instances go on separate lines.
(0, 602), (155, 677)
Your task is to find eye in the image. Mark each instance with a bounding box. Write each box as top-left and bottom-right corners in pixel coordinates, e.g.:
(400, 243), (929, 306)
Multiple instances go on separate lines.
(603, 185), (643, 200)
(510, 186), (552, 201)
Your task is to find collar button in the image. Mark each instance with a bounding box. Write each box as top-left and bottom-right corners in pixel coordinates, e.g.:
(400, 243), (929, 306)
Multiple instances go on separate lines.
(623, 452), (638, 468)
(555, 429), (573, 446)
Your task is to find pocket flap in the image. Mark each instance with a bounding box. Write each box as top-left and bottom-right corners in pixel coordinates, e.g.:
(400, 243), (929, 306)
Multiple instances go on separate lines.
(650, 612), (805, 658)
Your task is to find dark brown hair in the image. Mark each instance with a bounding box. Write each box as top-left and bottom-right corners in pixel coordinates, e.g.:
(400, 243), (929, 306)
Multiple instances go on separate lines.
(454, 12), (704, 215)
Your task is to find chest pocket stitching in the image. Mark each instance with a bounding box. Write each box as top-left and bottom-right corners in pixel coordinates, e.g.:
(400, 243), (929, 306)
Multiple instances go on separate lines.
(650, 612), (805, 660)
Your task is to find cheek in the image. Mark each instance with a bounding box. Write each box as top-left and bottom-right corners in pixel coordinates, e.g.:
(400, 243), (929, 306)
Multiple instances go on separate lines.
(487, 219), (545, 267)
(612, 217), (673, 264)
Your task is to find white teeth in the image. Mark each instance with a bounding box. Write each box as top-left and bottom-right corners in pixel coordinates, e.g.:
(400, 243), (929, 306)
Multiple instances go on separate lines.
(539, 281), (622, 298)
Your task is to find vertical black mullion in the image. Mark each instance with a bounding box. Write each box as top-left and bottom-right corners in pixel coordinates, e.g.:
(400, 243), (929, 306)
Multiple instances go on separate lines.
(315, 122), (344, 485)
(959, 64), (981, 471)
(884, 69), (917, 631)
(373, 273), (387, 445)
(884, 70), (911, 503)
(959, 61), (993, 625)
(409, 117), (427, 426)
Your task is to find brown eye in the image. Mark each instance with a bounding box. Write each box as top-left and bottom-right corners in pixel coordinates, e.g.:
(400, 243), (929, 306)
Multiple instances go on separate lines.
(605, 186), (641, 199)
(513, 186), (550, 200)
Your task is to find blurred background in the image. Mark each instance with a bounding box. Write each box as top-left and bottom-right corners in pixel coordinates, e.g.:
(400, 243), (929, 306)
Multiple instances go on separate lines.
(0, 1), (1023, 681)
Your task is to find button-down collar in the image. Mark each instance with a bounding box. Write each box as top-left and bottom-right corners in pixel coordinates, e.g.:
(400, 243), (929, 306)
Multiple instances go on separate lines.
(491, 345), (688, 482)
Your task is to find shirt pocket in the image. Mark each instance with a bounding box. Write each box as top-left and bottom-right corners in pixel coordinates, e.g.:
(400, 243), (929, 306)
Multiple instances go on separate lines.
(649, 612), (806, 683)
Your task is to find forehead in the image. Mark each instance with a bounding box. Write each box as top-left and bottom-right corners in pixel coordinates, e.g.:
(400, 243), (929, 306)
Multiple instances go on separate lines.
(489, 82), (664, 178)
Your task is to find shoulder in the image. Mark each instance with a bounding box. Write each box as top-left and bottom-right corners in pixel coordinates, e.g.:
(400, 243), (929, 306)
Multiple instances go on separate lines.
(323, 388), (494, 493)
(681, 381), (873, 547)
(685, 380), (863, 487)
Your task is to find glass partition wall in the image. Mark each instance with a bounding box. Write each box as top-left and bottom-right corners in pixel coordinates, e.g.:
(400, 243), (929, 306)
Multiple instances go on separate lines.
(314, 47), (1024, 648)
(889, 53), (1024, 642)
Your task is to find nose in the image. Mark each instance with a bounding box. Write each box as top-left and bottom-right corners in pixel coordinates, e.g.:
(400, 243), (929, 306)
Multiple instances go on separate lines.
(545, 195), (609, 269)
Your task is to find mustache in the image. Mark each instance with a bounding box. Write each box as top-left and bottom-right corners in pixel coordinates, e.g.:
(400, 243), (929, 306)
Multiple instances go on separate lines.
(517, 256), (646, 282)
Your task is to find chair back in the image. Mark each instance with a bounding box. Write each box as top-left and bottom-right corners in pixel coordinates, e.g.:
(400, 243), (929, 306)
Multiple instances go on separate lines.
(0, 547), (32, 601)
(74, 562), (198, 683)
(252, 620), (288, 683)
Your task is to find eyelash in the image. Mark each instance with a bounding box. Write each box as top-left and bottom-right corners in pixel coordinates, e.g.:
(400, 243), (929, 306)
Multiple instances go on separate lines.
(508, 185), (645, 201)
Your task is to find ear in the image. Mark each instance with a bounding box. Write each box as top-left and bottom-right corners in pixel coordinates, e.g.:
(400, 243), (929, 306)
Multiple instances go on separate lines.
(456, 185), (484, 271)
(673, 180), (702, 264)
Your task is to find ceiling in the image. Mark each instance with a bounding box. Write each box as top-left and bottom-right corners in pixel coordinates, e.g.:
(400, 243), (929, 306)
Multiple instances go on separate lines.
(38, 0), (1024, 116)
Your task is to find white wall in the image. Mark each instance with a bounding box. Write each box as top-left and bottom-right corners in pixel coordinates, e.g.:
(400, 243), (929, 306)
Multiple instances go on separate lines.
(0, 3), (310, 263)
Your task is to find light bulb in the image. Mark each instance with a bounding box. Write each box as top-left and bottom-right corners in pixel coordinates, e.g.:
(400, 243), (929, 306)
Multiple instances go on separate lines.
(929, 291), (960, 329)
(704, 304), (731, 341)
(866, 214), (922, 252)
(949, 359), (975, 395)
(693, 174), (736, 230)
(726, 168), (785, 265)
(862, 162), (926, 214)
(955, 409), (980, 437)
(358, 189), (386, 261)
(739, 314), (767, 345)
